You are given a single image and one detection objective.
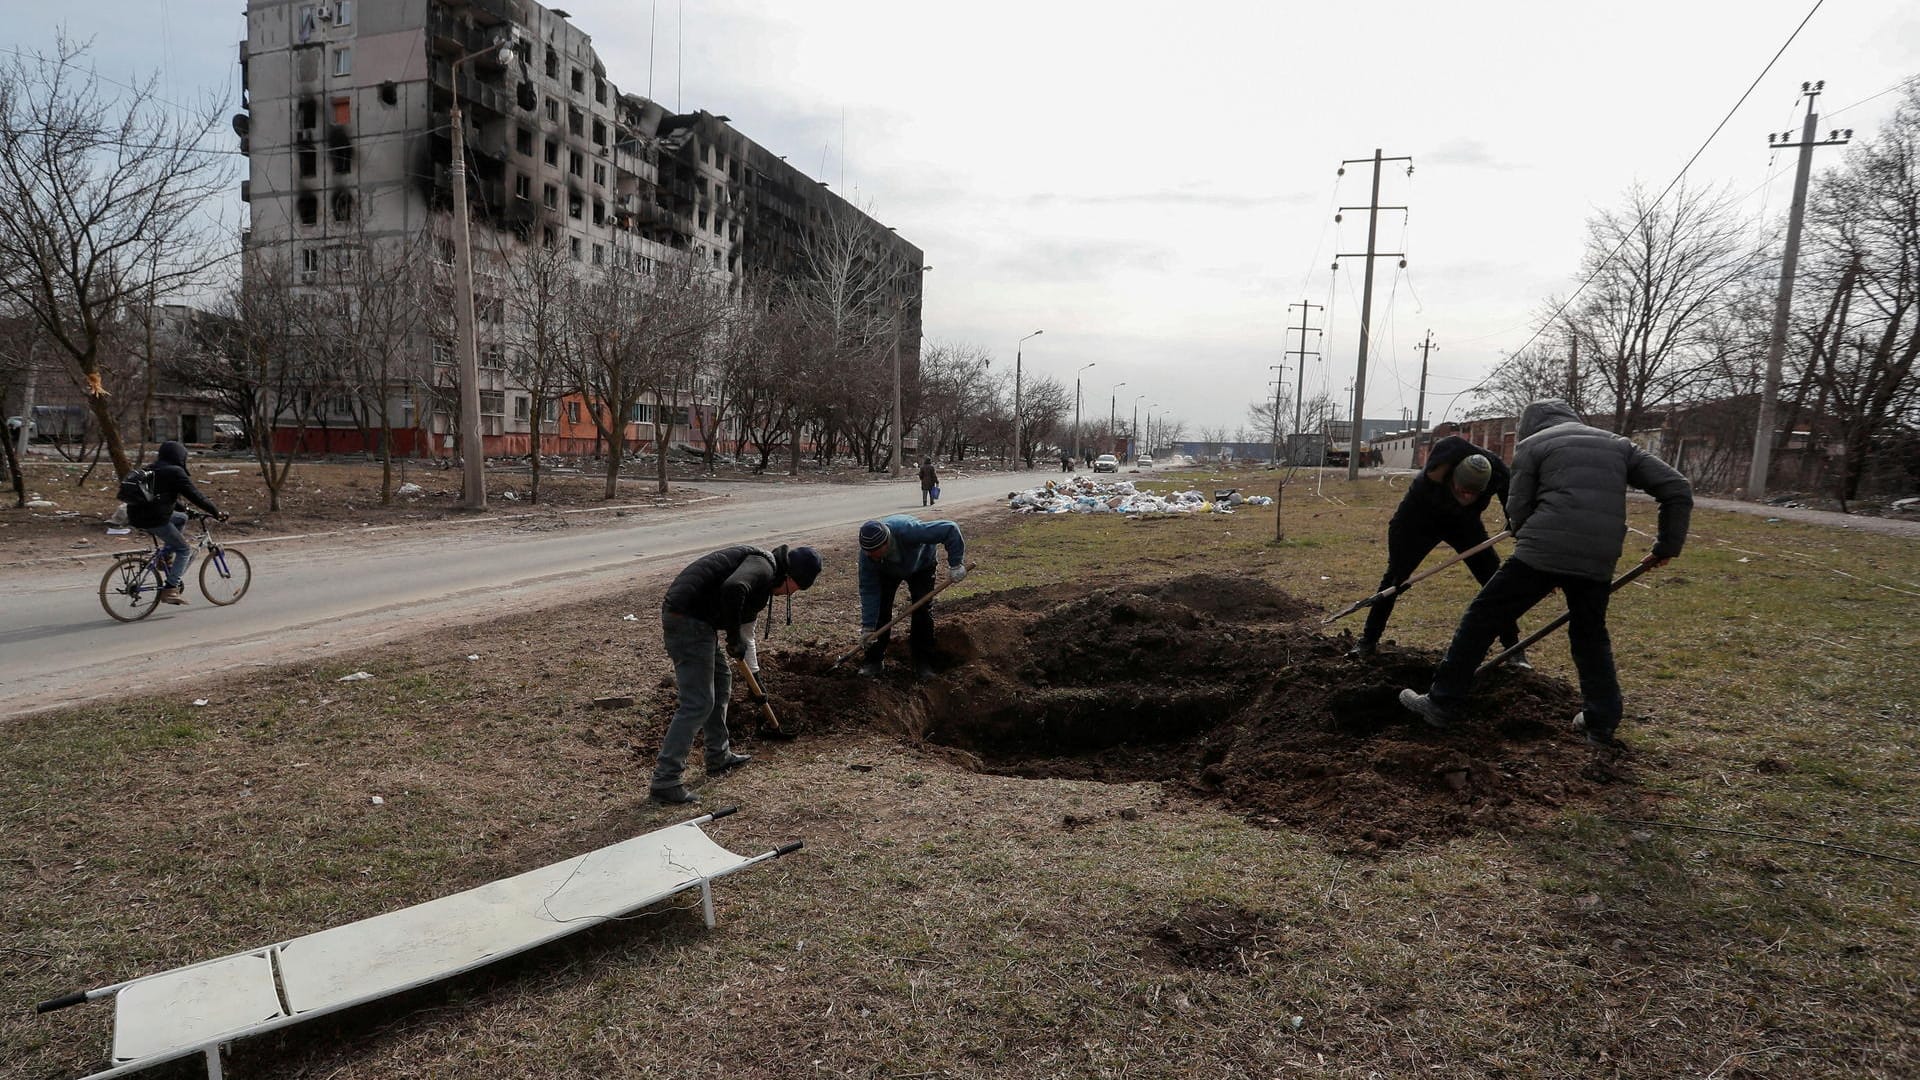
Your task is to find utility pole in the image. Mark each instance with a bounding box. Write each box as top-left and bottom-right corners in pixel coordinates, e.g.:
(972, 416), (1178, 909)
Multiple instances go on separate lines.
(1336, 148), (1412, 480)
(1267, 366), (1286, 464)
(1749, 81), (1849, 500)
(1567, 322), (1579, 404)
(448, 36), (518, 510)
(1286, 300), (1322, 461)
(1414, 329), (1435, 433)
(1013, 329), (1042, 466)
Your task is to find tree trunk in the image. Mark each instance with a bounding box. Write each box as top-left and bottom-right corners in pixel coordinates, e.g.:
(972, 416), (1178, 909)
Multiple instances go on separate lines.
(1, 422), (25, 507)
(655, 389), (671, 496)
(80, 360), (133, 478)
(529, 403), (543, 505)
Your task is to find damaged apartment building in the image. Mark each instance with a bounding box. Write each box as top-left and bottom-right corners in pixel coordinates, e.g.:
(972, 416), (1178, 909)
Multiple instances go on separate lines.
(239, 0), (924, 456)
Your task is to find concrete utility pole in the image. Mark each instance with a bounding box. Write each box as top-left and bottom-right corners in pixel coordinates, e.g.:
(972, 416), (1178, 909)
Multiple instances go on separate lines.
(1131, 393), (1146, 459)
(1109, 381), (1126, 458)
(1336, 148), (1412, 480)
(1567, 323), (1579, 404)
(449, 35), (519, 510)
(1749, 81), (1850, 501)
(1072, 362), (1095, 462)
(1415, 329), (1435, 432)
(1268, 365), (1286, 464)
(1286, 300), (1323, 453)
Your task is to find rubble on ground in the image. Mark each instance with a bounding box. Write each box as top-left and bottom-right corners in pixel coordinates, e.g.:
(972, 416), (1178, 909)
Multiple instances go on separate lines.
(1007, 476), (1274, 515)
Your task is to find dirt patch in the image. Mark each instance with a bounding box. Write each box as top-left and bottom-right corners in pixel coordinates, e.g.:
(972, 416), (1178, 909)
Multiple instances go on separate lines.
(756, 573), (1628, 849)
(1147, 902), (1285, 974)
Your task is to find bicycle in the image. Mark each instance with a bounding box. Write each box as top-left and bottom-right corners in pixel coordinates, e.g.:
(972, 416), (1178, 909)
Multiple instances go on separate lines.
(98, 510), (253, 622)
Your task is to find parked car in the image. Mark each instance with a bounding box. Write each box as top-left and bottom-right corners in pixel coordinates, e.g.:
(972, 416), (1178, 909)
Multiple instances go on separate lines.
(1135, 455), (1154, 469)
(1093, 454), (1119, 473)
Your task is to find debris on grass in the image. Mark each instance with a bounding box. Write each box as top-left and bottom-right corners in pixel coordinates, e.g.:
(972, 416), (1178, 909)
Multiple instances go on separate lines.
(338, 671), (375, 682)
(1008, 477), (1264, 516)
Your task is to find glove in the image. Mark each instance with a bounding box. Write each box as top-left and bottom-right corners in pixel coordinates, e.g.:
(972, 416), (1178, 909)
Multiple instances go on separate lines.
(948, 564), (968, 584)
(726, 633), (747, 660)
(742, 638), (760, 674)
(216, 511), (231, 523)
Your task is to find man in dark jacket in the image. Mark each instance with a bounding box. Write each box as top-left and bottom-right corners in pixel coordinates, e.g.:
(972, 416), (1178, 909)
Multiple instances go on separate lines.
(919, 457), (938, 506)
(129, 440), (227, 605)
(1399, 400), (1693, 745)
(857, 515), (965, 680)
(652, 543), (823, 804)
(1352, 435), (1525, 666)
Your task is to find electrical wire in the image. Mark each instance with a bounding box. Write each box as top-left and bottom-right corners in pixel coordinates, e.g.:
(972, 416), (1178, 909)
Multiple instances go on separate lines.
(1439, 0), (1830, 422)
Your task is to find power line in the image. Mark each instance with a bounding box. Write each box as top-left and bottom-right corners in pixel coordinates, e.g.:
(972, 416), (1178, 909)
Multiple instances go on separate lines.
(1441, 0), (1829, 421)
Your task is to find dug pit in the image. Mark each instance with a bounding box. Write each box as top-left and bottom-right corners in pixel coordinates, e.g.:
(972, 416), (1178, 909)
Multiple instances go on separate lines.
(758, 573), (1630, 848)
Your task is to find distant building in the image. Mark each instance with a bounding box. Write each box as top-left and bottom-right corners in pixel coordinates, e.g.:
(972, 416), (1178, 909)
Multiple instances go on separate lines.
(238, 0), (923, 457)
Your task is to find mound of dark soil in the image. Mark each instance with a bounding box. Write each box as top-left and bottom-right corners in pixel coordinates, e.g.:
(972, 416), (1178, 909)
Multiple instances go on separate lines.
(753, 573), (1629, 848)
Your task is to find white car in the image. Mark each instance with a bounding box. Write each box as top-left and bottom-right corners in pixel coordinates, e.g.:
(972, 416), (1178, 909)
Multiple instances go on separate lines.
(1135, 455), (1154, 469)
(1093, 454), (1119, 473)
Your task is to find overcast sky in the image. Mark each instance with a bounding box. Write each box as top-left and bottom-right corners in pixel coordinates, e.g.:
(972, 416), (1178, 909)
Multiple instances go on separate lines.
(7, 0), (1917, 434)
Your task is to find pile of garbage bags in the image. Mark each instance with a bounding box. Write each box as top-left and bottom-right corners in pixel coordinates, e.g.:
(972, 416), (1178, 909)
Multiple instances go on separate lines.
(1007, 476), (1273, 515)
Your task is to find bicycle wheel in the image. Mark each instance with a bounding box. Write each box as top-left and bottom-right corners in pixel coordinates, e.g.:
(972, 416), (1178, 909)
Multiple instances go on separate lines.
(199, 545), (252, 605)
(100, 555), (164, 622)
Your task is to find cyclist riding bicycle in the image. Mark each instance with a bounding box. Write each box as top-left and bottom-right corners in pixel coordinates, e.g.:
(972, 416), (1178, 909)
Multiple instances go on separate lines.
(127, 440), (228, 606)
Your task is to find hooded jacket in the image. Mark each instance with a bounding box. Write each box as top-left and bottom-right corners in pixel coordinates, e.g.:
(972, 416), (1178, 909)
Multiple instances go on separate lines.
(662, 544), (797, 645)
(857, 514), (964, 628)
(128, 441), (222, 528)
(1506, 400), (1692, 581)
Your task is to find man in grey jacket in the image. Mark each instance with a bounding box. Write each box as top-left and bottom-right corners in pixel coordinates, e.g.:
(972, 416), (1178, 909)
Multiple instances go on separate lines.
(1399, 399), (1693, 745)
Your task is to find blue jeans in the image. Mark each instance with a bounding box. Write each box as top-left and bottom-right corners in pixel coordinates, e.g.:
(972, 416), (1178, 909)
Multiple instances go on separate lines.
(654, 609), (735, 789)
(141, 512), (192, 587)
(1428, 556), (1622, 731)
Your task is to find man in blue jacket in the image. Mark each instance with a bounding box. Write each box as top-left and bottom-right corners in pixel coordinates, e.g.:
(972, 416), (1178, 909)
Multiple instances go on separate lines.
(857, 515), (966, 680)
(1399, 400), (1692, 746)
(1352, 435), (1525, 666)
(652, 543), (822, 804)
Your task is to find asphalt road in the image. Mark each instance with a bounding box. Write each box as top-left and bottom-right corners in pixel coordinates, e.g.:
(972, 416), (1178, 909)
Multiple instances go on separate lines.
(0, 469), (1043, 718)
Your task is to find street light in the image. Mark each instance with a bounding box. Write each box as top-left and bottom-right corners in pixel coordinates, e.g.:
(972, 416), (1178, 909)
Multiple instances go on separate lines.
(890, 265), (931, 479)
(1108, 381), (1126, 461)
(1072, 362), (1096, 463)
(448, 32), (518, 510)
(1146, 402), (1160, 458)
(1014, 329), (1042, 466)
(1132, 393), (1146, 459)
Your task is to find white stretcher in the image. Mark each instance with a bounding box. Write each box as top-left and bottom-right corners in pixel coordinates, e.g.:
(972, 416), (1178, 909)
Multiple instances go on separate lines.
(37, 808), (800, 1079)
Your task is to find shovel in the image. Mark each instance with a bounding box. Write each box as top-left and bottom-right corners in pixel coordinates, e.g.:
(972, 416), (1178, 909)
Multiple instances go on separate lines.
(1476, 555), (1658, 675)
(830, 562), (977, 669)
(732, 658), (791, 739)
(1322, 530), (1511, 625)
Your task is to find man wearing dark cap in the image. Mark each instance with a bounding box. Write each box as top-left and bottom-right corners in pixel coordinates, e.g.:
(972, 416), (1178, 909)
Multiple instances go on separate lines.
(127, 440), (229, 605)
(1400, 399), (1692, 746)
(857, 514), (966, 680)
(651, 543), (822, 804)
(1352, 434), (1526, 666)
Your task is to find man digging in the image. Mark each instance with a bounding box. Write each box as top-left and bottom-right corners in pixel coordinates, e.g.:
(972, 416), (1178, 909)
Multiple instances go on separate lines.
(1398, 399), (1692, 747)
(857, 515), (966, 681)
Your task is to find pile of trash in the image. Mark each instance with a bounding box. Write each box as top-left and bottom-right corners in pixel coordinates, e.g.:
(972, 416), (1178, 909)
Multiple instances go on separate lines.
(1008, 477), (1273, 515)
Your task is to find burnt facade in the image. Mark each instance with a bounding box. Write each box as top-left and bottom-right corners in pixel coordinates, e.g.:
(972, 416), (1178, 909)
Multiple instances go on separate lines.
(239, 0), (923, 454)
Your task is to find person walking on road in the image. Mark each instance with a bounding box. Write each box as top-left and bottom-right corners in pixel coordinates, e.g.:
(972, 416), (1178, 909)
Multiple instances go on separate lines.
(126, 440), (228, 606)
(1398, 399), (1693, 746)
(919, 457), (939, 507)
(652, 543), (823, 804)
(858, 515), (966, 681)
(1351, 436), (1526, 666)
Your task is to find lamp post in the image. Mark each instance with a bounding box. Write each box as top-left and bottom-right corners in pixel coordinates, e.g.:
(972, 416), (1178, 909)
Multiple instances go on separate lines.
(1108, 381), (1126, 461)
(1132, 393), (1146, 459)
(890, 265), (931, 479)
(448, 33), (518, 510)
(1072, 362), (1096, 463)
(1146, 403), (1160, 458)
(1014, 329), (1042, 466)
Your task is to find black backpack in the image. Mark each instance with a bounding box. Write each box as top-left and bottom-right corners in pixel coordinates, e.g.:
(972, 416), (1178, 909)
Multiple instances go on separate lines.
(117, 467), (159, 506)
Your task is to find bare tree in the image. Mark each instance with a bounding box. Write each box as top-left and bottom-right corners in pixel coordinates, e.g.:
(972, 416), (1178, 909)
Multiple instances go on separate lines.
(186, 261), (315, 511)
(1017, 377), (1069, 466)
(1569, 182), (1760, 434)
(504, 240), (578, 503)
(0, 38), (232, 478)
(1796, 84), (1920, 503)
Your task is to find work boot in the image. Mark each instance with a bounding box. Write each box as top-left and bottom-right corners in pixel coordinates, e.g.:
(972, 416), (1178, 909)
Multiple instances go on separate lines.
(706, 752), (752, 776)
(648, 784), (699, 805)
(1398, 689), (1456, 731)
(914, 659), (936, 682)
(1346, 639), (1377, 660)
(1505, 648), (1533, 672)
(158, 584), (188, 606)
(1571, 712), (1617, 748)
(857, 660), (883, 678)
